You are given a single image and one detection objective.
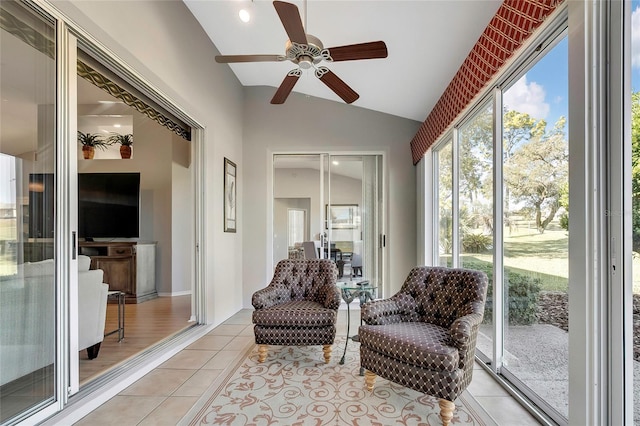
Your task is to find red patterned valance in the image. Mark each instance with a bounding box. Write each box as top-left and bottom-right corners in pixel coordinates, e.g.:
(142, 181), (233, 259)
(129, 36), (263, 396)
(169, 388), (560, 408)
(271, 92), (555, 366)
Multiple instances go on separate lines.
(410, 0), (563, 165)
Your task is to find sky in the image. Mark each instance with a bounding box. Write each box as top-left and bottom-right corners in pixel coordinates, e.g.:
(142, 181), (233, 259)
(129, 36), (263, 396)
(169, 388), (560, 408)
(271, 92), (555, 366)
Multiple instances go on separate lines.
(503, 37), (568, 128)
(503, 2), (640, 132)
(633, 0), (640, 90)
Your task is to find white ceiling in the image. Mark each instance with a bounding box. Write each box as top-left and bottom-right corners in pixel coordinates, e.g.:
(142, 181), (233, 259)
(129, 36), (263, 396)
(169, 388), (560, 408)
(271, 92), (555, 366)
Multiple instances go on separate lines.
(183, 0), (502, 122)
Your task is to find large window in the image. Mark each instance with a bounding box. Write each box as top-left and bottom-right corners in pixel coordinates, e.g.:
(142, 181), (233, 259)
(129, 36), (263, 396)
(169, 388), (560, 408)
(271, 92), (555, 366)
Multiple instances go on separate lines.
(501, 38), (569, 420)
(430, 34), (569, 423)
(630, 2), (640, 423)
(435, 140), (453, 267)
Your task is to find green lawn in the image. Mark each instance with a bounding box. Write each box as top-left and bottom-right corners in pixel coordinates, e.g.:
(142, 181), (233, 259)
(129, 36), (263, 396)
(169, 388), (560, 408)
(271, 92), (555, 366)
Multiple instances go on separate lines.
(451, 225), (640, 294)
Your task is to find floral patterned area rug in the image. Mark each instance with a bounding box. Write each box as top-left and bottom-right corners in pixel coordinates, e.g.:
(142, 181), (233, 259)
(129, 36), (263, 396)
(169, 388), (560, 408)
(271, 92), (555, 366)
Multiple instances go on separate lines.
(181, 338), (496, 426)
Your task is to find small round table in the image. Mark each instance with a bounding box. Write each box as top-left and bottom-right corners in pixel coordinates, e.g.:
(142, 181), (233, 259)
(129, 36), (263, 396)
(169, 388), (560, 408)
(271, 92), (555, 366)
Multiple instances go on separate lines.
(337, 280), (377, 374)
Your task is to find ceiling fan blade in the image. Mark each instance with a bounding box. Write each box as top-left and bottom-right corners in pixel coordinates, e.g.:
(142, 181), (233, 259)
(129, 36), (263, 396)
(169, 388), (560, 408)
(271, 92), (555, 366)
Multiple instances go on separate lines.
(273, 1), (307, 45)
(315, 67), (359, 104)
(271, 69), (302, 104)
(215, 54), (285, 63)
(325, 41), (388, 62)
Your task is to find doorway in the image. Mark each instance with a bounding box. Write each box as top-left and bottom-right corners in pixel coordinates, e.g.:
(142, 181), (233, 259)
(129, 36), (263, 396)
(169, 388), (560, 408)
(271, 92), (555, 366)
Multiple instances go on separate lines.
(272, 153), (384, 289)
(74, 46), (195, 386)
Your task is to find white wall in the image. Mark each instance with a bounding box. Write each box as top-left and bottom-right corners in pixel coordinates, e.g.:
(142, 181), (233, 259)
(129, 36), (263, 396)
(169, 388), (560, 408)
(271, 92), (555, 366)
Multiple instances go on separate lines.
(274, 167), (362, 242)
(55, 0), (244, 325)
(243, 86), (421, 306)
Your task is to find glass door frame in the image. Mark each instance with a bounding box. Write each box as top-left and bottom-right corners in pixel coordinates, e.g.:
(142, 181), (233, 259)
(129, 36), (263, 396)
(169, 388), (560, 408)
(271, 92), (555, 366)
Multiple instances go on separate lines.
(269, 151), (387, 295)
(609, 1), (633, 424)
(9, 3), (78, 423)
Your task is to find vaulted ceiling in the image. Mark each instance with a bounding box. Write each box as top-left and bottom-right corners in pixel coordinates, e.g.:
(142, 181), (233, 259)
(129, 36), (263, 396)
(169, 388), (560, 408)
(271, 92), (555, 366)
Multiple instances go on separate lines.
(183, 0), (503, 122)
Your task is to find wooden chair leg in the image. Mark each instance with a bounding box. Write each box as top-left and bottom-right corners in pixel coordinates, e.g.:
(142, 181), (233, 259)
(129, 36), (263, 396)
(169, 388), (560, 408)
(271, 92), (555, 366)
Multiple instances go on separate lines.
(258, 344), (267, 363)
(439, 399), (455, 426)
(364, 370), (376, 392)
(322, 344), (331, 363)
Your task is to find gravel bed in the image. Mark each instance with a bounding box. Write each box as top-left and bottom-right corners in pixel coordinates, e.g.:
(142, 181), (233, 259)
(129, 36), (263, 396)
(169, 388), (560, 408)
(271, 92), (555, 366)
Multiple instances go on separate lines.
(537, 291), (640, 361)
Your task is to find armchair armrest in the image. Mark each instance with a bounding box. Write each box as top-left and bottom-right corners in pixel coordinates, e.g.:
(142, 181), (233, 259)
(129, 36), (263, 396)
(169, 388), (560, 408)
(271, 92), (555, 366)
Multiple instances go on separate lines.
(362, 293), (419, 325)
(449, 312), (484, 349)
(318, 282), (341, 310)
(252, 285), (291, 310)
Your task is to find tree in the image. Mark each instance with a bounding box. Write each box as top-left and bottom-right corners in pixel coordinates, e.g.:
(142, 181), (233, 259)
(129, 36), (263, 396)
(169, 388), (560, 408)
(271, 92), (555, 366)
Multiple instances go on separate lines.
(502, 110), (547, 226)
(503, 109), (546, 161)
(504, 116), (568, 233)
(458, 105), (493, 204)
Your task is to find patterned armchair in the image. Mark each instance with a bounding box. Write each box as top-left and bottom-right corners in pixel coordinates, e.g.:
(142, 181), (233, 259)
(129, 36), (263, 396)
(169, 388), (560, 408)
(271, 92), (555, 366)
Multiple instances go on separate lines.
(252, 259), (341, 363)
(359, 266), (488, 426)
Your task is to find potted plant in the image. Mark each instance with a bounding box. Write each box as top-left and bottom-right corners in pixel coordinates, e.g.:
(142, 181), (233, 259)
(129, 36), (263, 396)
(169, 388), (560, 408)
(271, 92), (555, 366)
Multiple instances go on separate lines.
(77, 131), (111, 159)
(107, 133), (134, 159)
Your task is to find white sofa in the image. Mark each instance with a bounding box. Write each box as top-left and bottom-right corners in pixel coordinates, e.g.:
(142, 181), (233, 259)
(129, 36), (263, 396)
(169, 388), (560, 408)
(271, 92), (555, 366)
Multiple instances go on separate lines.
(0, 255), (108, 386)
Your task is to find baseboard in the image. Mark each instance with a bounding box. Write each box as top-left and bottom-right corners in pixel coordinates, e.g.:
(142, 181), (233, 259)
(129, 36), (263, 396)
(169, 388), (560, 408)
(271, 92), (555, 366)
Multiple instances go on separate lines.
(157, 290), (192, 297)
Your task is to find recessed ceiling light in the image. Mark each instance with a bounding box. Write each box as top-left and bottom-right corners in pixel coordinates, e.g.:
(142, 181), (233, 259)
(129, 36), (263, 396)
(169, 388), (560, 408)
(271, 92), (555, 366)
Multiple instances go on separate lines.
(114, 124), (121, 128)
(332, 161), (339, 165)
(239, 9), (250, 23)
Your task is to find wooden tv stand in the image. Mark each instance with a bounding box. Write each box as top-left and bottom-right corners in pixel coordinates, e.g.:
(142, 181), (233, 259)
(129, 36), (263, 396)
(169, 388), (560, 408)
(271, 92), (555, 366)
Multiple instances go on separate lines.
(79, 241), (156, 304)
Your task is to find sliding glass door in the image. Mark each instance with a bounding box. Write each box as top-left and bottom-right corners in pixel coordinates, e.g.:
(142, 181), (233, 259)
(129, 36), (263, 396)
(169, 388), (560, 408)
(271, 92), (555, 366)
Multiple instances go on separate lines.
(0, 1), (59, 422)
(500, 40), (569, 421)
(273, 153), (384, 290)
(327, 155), (382, 287)
(273, 154), (327, 263)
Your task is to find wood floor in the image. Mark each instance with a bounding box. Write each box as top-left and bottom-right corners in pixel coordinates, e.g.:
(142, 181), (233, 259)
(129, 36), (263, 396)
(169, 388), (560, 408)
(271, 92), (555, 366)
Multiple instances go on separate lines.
(79, 295), (193, 384)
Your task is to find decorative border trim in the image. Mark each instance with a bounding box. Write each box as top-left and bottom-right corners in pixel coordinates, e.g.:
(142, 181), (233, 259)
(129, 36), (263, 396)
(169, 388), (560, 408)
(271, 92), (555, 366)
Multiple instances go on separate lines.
(76, 61), (191, 141)
(410, 0), (563, 164)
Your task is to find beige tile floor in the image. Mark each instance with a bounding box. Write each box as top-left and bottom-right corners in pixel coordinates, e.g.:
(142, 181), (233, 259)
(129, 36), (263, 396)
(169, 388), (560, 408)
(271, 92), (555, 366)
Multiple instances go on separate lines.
(74, 308), (542, 426)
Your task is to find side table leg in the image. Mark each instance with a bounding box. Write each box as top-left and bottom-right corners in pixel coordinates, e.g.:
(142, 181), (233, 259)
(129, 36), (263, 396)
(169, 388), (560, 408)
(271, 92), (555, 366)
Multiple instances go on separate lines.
(340, 302), (350, 365)
(118, 292), (125, 342)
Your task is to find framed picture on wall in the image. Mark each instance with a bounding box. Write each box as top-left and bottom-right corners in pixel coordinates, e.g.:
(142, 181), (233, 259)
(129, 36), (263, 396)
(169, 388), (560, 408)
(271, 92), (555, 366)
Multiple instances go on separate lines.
(326, 204), (358, 229)
(224, 157), (237, 233)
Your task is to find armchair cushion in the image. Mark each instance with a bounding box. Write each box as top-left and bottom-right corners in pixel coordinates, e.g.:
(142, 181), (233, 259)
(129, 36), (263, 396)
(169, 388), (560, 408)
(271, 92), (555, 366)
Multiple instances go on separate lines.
(252, 300), (337, 327)
(359, 322), (459, 372)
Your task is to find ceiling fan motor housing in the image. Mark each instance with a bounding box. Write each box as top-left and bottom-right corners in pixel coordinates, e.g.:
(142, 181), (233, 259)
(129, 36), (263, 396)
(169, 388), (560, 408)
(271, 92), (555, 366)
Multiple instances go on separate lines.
(285, 34), (328, 66)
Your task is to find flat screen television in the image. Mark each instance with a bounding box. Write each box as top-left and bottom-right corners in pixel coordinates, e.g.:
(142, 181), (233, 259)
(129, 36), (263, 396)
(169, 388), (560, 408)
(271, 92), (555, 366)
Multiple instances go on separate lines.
(28, 172), (141, 240)
(78, 172), (140, 239)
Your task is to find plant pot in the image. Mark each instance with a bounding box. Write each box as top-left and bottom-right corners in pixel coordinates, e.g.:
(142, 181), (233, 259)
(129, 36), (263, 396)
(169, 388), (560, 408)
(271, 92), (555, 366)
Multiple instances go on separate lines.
(120, 145), (132, 159)
(82, 145), (95, 160)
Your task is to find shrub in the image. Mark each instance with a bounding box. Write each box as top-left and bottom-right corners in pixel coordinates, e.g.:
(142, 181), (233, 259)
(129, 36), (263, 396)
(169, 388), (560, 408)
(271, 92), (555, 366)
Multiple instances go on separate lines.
(504, 272), (542, 324)
(559, 212), (569, 231)
(462, 260), (541, 325)
(462, 233), (492, 253)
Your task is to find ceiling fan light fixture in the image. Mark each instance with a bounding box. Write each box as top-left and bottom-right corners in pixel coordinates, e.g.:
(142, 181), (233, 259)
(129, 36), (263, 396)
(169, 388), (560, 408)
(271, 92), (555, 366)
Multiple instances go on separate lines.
(298, 56), (313, 69)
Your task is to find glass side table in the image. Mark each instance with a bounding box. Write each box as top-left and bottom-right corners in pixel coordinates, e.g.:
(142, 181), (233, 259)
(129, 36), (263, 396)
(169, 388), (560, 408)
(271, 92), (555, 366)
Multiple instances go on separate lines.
(337, 280), (377, 374)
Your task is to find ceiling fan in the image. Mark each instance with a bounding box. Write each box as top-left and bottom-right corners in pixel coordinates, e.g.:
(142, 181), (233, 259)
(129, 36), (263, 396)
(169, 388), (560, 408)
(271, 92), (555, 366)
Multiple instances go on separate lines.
(215, 0), (388, 105)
